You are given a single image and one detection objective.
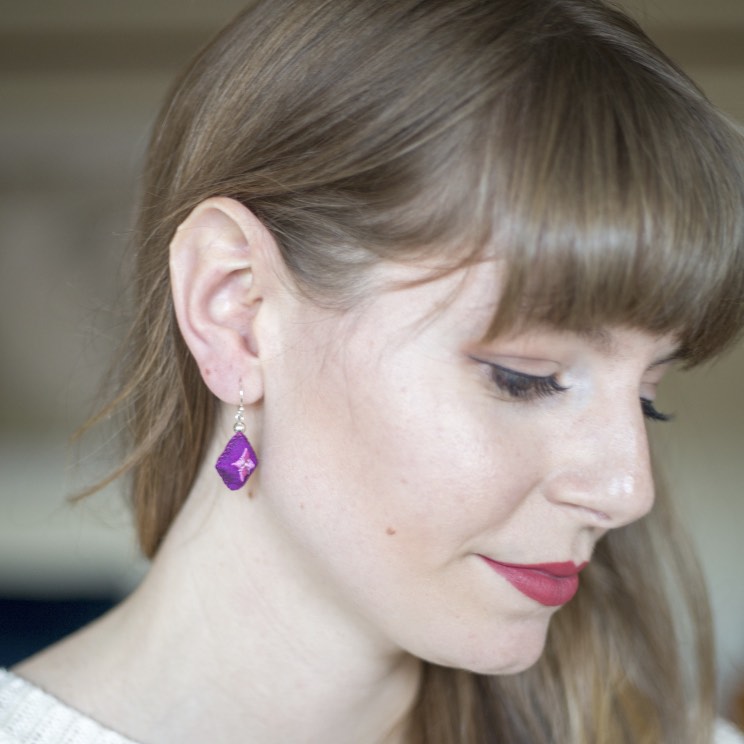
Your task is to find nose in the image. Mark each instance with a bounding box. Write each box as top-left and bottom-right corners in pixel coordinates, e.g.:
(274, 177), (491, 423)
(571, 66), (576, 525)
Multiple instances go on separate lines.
(543, 395), (655, 529)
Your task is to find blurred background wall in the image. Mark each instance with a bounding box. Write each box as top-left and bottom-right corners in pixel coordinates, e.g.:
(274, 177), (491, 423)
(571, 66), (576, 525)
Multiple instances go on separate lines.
(0, 0), (742, 719)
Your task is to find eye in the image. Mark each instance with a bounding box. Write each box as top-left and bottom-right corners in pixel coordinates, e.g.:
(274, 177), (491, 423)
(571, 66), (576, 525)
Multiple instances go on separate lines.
(486, 363), (567, 401)
(641, 398), (673, 423)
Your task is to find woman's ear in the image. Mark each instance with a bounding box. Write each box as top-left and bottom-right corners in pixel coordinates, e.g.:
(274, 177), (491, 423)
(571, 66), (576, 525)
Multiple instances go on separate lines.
(169, 197), (286, 406)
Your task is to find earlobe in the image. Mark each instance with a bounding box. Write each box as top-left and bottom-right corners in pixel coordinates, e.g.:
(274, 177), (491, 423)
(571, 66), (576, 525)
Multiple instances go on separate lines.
(169, 197), (282, 405)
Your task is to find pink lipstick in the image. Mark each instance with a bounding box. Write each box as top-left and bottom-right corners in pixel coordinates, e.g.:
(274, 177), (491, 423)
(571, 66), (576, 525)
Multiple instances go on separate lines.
(480, 558), (588, 607)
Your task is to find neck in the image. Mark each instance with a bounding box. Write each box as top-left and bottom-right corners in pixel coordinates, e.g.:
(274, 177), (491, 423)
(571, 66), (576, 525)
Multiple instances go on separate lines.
(75, 473), (421, 744)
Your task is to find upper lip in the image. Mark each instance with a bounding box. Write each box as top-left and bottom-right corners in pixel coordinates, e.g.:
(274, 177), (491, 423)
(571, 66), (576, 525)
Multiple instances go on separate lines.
(482, 560), (589, 577)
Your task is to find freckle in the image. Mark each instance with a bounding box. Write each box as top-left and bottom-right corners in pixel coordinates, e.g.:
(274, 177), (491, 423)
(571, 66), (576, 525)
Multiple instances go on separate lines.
(386, 527), (397, 536)
(300, 502), (305, 510)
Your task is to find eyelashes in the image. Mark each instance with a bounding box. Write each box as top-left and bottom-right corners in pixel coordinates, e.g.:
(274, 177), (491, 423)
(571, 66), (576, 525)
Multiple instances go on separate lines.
(640, 398), (674, 423)
(487, 363), (567, 400)
(484, 362), (673, 422)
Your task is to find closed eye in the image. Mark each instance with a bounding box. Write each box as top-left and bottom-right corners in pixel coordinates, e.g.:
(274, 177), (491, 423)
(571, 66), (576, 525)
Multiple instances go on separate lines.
(486, 363), (567, 401)
(641, 398), (673, 423)
(475, 358), (676, 420)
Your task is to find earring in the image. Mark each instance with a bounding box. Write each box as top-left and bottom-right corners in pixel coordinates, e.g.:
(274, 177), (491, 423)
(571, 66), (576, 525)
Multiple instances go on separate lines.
(215, 387), (258, 490)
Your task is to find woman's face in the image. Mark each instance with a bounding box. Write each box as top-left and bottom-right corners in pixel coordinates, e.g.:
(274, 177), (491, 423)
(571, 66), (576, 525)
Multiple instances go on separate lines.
(254, 260), (677, 674)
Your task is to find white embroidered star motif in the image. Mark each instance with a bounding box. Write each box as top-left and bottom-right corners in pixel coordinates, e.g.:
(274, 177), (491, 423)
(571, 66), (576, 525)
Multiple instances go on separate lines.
(232, 448), (255, 482)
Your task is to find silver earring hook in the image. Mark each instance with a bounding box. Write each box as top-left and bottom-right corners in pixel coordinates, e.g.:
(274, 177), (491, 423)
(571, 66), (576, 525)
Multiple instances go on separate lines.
(234, 385), (246, 433)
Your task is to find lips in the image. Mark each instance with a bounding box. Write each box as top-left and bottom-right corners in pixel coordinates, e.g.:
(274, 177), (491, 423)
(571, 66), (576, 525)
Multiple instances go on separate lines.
(480, 557), (588, 607)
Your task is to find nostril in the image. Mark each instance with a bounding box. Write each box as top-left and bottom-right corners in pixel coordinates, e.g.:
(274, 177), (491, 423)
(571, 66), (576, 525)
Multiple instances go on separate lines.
(575, 504), (612, 524)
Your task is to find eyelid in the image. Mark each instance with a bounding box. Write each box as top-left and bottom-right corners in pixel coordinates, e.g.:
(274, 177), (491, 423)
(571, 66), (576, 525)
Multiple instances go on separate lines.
(477, 353), (561, 377)
(643, 361), (677, 386)
(472, 357), (676, 421)
(489, 362), (567, 388)
(471, 357), (568, 401)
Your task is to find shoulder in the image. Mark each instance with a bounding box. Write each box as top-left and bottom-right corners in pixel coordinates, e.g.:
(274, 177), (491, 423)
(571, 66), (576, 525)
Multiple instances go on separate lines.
(0, 669), (138, 744)
(716, 719), (744, 744)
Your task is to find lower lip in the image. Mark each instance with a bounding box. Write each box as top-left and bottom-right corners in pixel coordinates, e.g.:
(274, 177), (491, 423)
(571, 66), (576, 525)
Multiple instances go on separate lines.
(480, 557), (583, 607)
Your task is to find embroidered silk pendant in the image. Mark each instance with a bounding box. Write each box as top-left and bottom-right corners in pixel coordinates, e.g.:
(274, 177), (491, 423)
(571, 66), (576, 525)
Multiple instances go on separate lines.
(215, 431), (258, 490)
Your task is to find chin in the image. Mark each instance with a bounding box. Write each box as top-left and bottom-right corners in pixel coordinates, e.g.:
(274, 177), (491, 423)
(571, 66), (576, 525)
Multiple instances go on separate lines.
(418, 616), (551, 676)
(478, 643), (547, 675)
(460, 641), (547, 676)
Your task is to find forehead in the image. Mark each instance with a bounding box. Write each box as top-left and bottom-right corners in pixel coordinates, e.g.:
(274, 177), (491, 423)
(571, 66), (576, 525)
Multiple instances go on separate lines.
(352, 259), (683, 360)
(360, 259), (504, 335)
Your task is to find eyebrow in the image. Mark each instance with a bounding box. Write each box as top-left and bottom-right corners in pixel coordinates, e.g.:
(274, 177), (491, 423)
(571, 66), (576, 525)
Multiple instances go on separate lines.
(577, 328), (683, 368)
(648, 350), (684, 368)
(577, 328), (614, 353)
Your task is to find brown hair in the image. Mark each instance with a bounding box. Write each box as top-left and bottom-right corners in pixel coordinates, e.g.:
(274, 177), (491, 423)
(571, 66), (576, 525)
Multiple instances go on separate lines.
(86, 0), (744, 740)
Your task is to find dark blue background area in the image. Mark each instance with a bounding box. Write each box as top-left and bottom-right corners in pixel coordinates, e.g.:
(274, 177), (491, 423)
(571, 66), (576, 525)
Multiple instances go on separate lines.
(0, 597), (117, 668)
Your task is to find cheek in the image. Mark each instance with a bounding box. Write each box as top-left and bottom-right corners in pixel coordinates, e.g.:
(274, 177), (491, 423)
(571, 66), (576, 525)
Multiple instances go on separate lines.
(266, 351), (542, 568)
(257, 332), (559, 672)
(373, 365), (545, 514)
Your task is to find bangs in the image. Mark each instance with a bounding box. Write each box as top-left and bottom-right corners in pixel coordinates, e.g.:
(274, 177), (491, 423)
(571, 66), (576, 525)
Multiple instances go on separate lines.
(196, 0), (744, 368)
(450, 10), (744, 366)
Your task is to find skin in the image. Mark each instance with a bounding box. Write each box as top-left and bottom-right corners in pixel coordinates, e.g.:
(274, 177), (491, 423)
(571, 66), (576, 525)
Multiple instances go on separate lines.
(15, 199), (677, 744)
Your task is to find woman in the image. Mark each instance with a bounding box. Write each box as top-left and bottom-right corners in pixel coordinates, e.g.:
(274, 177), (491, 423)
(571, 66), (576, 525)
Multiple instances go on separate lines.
(2, 0), (743, 742)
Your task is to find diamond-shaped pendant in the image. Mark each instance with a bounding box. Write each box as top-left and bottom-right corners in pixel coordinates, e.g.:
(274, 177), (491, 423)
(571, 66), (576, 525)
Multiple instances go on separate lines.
(215, 432), (258, 490)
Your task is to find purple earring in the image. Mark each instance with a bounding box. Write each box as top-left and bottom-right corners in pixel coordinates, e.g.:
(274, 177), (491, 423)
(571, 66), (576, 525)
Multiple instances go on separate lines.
(215, 387), (258, 490)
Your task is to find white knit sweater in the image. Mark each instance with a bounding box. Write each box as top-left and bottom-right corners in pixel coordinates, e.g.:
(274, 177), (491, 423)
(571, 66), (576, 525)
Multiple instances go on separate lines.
(0, 670), (136, 744)
(2, 668), (744, 743)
